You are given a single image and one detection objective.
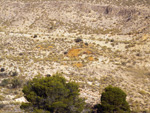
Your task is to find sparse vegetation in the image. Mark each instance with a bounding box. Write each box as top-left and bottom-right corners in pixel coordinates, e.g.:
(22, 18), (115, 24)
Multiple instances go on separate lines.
(0, 0), (149, 112)
(0, 76), (23, 89)
(0, 78), (10, 87)
(11, 77), (22, 88)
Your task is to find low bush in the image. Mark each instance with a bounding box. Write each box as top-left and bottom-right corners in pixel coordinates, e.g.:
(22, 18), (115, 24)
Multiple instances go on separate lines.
(96, 86), (130, 113)
(0, 79), (10, 87)
(11, 77), (22, 88)
(74, 38), (83, 43)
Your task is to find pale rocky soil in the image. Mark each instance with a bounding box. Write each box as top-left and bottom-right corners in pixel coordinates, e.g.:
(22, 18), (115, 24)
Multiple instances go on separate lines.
(0, 0), (150, 113)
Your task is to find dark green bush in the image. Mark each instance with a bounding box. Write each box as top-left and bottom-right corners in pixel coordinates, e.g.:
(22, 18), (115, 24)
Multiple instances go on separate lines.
(74, 38), (83, 43)
(33, 109), (51, 113)
(0, 78), (10, 87)
(21, 73), (85, 113)
(97, 86), (130, 113)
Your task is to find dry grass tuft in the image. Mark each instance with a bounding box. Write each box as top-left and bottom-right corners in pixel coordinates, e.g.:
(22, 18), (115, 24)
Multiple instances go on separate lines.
(36, 45), (53, 50)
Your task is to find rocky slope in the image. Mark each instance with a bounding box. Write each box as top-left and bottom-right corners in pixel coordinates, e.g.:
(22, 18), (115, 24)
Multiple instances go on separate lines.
(0, 0), (150, 112)
(0, 0), (150, 34)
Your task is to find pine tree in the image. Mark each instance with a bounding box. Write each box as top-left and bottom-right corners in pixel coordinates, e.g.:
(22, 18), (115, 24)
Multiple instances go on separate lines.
(98, 85), (130, 113)
(21, 73), (85, 113)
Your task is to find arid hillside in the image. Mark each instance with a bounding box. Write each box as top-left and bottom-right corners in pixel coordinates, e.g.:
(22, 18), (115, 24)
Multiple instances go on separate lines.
(0, 0), (150, 34)
(0, 0), (150, 113)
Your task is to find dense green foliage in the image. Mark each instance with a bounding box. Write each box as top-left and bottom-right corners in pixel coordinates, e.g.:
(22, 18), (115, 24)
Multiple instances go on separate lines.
(97, 86), (130, 113)
(21, 74), (85, 113)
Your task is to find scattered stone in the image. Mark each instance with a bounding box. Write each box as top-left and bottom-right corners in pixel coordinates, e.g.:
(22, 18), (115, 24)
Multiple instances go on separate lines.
(110, 39), (114, 42)
(74, 38), (83, 43)
(9, 71), (18, 77)
(15, 97), (27, 103)
(46, 74), (51, 77)
(136, 53), (140, 56)
(85, 42), (88, 46)
(33, 34), (37, 38)
(104, 6), (112, 14)
(0, 68), (5, 72)
(64, 51), (68, 55)
(49, 26), (53, 30)
(19, 53), (23, 56)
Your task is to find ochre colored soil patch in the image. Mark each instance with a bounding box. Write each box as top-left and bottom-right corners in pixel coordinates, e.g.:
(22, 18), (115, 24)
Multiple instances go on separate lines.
(67, 48), (92, 57)
(36, 45), (53, 50)
(67, 48), (81, 57)
(73, 62), (83, 68)
(141, 34), (150, 41)
(88, 57), (94, 61)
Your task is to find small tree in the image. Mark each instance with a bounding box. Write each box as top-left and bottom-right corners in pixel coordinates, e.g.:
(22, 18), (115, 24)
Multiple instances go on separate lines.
(98, 86), (130, 113)
(21, 74), (85, 113)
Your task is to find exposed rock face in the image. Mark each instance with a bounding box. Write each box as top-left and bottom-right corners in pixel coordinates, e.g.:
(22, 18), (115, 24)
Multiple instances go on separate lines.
(0, 0), (149, 34)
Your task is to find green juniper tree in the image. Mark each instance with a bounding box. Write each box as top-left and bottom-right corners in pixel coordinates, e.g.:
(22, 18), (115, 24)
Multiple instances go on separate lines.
(21, 73), (85, 113)
(97, 85), (130, 113)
